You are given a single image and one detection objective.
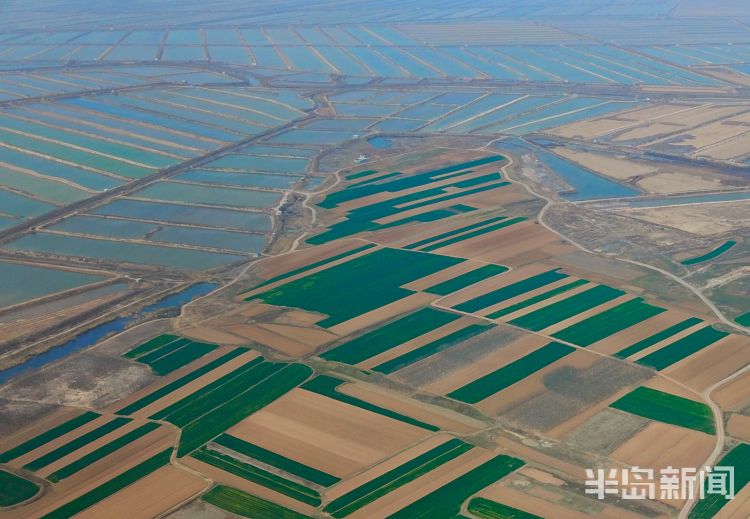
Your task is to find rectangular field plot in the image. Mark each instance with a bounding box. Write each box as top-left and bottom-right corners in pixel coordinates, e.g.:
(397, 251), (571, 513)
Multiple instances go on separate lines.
(0, 261), (107, 308)
(635, 325), (730, 370)
(202, 485), (310, 519)
(610, 386), (715, 434)
(689, 443), (750, 518)
(124, 335), (219, 375)
(0, 470), (39, 507)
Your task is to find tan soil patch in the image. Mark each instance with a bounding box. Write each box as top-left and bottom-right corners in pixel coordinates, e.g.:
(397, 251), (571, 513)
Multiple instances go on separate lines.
(713, 371), (750, 411)
(180, 326), (249, 345)
(228, 388), (430, 478)
(223, 324), (316, 357)
(716, 484), (750, 518)
(727, 413), (750, 442)
(665, 335), (750, 391)
(258, 323), (338, 348)
(519, 467), (565, 486)
(638, 172), (726, 193)
(642, 376), (704, 403)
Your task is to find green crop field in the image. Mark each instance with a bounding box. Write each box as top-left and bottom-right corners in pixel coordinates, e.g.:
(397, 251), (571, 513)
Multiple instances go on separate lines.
(213, 434), (339, 487)
(324, 438), (472, 517)
(192, 448), (321, 505)
(689, 443), (750, 518)
(454, 269), (570, 313)
(681, 240), (736, 265)
(615, 318), (703, 359)
(253, 248), (464, 327)
(552, 298), (666, 347)
(0, 470), (39, 507)
(202, 485), (311, 519)
(373, 323), (495, 374)
(321, 307), (461, 365)
(405, 216), (509, 250)
(636, 326), (729, 370)
(116, 347), (247, 415)
(301, 375), (438, 431)
(0, 411), (100, 463)
(610, 386), (715, 434)
(425, 264), (508, 295)
(24, 417), (131, 471)
(448, 342), (575, 404)
(736, 312), (750, 326)
(387, 454), (524, 518)
(420, 217), (526, 252)
(142, 340), (218, 375)
(467, 497), (542, 518)
(41, 448), (171, 519)
(509, 285), (625, 332)
(124, 334), (181, 358)
(177, 363), (312, 456)
(48, 423), (161, 483)
(487, 279), (588, 319)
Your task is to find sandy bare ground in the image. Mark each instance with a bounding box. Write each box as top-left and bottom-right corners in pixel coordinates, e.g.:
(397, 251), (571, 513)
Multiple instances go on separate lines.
(713, 371), (750, 411)
(224, 324), (320, 357)
(726, 413), (750, 442)
(643, 376), (706, 403)
(228, 388), (429, 478)
(665, 335), (750, 391)
(105, 349), (260, 419)
(716, 485), (750, 518)
(338, 382), (484, 433)
(75, 464), (207, 519)
(617, 201), (750, 236)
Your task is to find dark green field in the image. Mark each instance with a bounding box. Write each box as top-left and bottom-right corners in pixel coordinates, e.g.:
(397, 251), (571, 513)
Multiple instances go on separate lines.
(202, 485), (311, 519)
(373, 323), (495, 374)
(487, 279), (588, 319)
(301, 375), (438, 431)
(689, 443), (750, 518)
(192, 448), (321, 505)
(636, 326), (729, 370)
(681, 240), (736, 265)
(455, 268), (570, 313)
(324, 438), (473, 517)
(552, 297), (666, 347)
(736, 312), (750, 326)
(125, 335), (218, 376)
(609, 386), (715, 434)
(447, 342), (575, 404)
(467, 497), (542, 519)
(614, 318), (703, 359)
(123, 334), (180, 358)
(405, 216), (509, 250)
(509, 284), (625, 332)
(387, 454), (524, 518)
(0, 470), (39, 507)
(253, 247), (464, 327)
(420, 217), (526, 252)
(425, 264), (508, 295)
(213, 434), (339, 487)
(321, 307), (461, 365)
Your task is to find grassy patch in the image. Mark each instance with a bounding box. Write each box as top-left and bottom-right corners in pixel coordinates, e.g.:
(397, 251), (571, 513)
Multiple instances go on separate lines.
(192, 448), (321, 506)
(321, 307), (461, 365)
(552, 298), (666, 347)
(509, 285), (625, 332)
(214, 434), (339, 487)
(324, 438), (472, 517)
(455, 268), (569, 313)
(202, 485), (311, 519)
(425, 265), (509, 295)
(636, 326), (729, 370)
(448, 342), (575, 404)
(41, 448), (171, 519)
(301, 375), (438, 431)
(467, 497), (541, 518)
(610, 386), (715, 435)
(387, 454), (524, 518)
(614, 318), (703, 359)
(689, 443), (750, 518)
(0, 470), (39, 507)
(0, 411), (99, 463)
(373, 323), (496, 374)
(253, 248), (464, 328)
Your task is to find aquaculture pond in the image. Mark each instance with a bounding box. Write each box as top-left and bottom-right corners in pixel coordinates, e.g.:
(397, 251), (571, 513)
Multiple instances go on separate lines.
(0, 261), (107, 308)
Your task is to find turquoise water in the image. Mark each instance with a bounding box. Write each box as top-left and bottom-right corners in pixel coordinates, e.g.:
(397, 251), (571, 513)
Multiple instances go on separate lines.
(0, 262), (107, 308)
(369, 136), (394, 149)
(0, 282), (217, 385)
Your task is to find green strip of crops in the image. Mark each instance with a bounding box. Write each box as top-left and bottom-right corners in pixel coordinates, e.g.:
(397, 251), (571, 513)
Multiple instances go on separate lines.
(487, 279), (588, 319)
(301, 375), (438, 431)
(448, 342), (575, 404)
(192, 448), (321, 506)
(0, 411), (99, 463)
(552, 298), (666, 347)
(509, 285), (625, 332)
(41, 448), (171, 519)
(146, 341), (219, 376)
(24, 417), (131, 472)
(404, 216), (508, 250)
(177, 363), (312, 456)
(246, 243), (377, 292)
(615, 318), (703, 359)
(455, 268), (569, 313)
(681, 240), (736, 265)
(116, 347), (248, 416)
(636, 326), (729, 370)
(135, 337), (191, 364)
(124, 334), (181, 359)
(48, 422), (161, 483)
(610, 386), (715, 434)
(425, 264), (508, 295)
(689, 443), (750, 518)
(467, 497), (542, 519)
(202, 485), (311, 519)
(387, 454), (524, 518)
(345, 169), (378, 180)
(736, 312), (750, 326)
(373, 323), (495, 374)
(421, 217), (526, 252)
(214, 434), (339, 487)
(324, 438), (472, 517)
(321, 307), (461, 365)
(0, 470), (40, 507)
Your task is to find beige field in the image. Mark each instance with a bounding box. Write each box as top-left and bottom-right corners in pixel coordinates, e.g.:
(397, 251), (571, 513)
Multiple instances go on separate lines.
(665, 334), (750, 391)
(713, 371), (750, 411)
(716, 485), (750, 518)
(726, 413), (750, 442)
(228, 388), (430, 478)
(615, 201), (750, 236)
